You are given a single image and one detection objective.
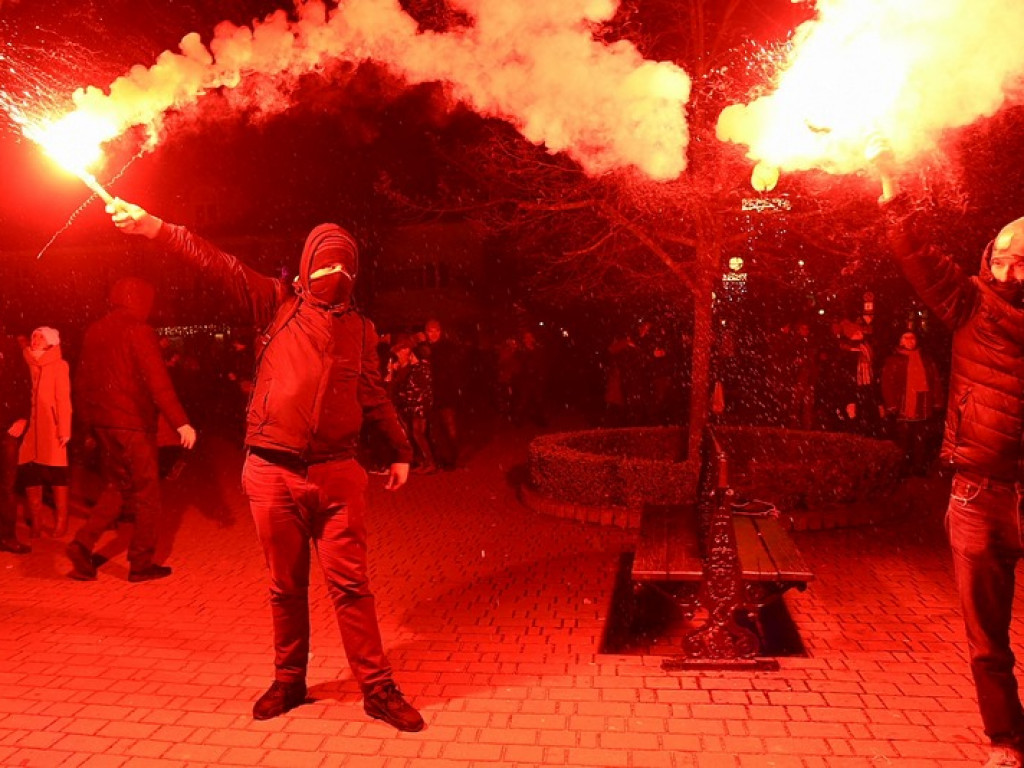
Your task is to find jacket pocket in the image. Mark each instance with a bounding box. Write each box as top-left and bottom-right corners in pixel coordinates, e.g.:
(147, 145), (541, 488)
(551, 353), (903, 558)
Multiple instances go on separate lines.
(951, 386), (972, 449)
(247, 378), (273, 431)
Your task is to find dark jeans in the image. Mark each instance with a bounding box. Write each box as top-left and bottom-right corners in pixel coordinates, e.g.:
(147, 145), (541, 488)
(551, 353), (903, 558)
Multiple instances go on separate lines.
(74, 428), (162, 571)
(894, 419), (931, 475)
(429, 405), (458, 468)
(0, 434), (18, 540)
(946, 471), (1024, 750)
(242, 452), (392, 693)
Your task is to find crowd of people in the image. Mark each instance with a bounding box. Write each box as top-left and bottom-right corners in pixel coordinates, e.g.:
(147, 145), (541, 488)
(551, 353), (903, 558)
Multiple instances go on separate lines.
(707, 309), (946, 476)
(596, 306), (947, 477)
(3, 292), (950, 567)
(0, 278), (198, 575)
(604, 319), (682, 427)
(372, 320), (556, 475)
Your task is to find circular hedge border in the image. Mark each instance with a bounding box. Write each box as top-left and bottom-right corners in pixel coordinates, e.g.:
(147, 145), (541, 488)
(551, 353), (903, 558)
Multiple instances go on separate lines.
(527, 427), (696, 510)
(524, 425), (904, 530)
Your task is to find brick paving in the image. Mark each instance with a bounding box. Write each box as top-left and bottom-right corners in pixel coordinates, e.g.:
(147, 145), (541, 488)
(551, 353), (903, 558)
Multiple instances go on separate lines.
(0, 421), (1003, 767)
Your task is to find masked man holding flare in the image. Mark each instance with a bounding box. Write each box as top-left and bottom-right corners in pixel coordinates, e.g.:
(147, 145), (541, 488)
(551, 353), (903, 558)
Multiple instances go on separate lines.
(106, 197), (423, 732)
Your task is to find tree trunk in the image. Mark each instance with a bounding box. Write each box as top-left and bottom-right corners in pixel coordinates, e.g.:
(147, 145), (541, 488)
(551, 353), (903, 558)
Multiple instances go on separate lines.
(684, 215), (721, 488)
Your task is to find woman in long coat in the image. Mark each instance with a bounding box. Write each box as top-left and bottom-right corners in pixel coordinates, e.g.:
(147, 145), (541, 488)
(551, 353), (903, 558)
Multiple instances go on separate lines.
(18, 327), (72, 537)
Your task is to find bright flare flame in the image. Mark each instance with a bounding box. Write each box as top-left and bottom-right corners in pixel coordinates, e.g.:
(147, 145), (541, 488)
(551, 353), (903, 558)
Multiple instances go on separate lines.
(12, 105), (119, 203)
(23, 111), (119, 177)
(717, 0), (1024, 180)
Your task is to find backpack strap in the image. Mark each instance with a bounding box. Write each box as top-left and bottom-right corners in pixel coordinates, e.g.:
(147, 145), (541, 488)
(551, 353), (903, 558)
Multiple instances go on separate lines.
(254, 295), (302, 368)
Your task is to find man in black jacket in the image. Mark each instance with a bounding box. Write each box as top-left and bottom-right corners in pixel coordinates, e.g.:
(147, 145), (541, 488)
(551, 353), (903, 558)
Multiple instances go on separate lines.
(68, 278), (197, 582)
(879, 153), (1024, 768)
(106, 198), (423, 733)
(0, 323), (31, 554)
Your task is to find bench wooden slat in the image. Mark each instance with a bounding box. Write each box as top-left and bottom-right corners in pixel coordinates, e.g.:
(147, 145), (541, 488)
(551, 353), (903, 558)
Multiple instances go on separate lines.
(633, 505), (813, 586)
(733, 517), (778, 582)
(663, 505), (702, 579)
(633, 504), (701, 581)
(751, 517), (815, 583)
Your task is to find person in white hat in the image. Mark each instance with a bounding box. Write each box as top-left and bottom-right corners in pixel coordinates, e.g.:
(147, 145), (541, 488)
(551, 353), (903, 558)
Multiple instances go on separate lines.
(17, 326), (72, 537)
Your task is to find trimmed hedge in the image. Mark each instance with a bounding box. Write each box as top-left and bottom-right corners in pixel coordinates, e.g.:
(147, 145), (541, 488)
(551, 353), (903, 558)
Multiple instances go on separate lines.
(528, 427), (697, 509)
(715, 426), (903, 510)
(527, 425), (902, 513)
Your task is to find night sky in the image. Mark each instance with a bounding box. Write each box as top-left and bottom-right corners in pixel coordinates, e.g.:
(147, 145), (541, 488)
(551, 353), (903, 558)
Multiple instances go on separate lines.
(2, 0), (1024, 347)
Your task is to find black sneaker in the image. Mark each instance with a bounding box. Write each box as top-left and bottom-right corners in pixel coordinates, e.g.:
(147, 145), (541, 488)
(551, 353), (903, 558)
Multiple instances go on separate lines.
(128, 564), (172, 582)
(0, 537), (30, 555)
(252, 680), (307, 721)
(364, 682), (424, 732)
(66, 541), (97, 580)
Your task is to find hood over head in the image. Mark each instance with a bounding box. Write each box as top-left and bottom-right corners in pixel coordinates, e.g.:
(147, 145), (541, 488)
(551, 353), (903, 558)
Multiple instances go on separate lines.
(296, 224), (359, 309)
(109, 277), (155, 321)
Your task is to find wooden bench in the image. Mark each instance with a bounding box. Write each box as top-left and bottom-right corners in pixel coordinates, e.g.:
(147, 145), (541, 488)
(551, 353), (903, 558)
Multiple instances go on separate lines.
(630, 428), (814, 669)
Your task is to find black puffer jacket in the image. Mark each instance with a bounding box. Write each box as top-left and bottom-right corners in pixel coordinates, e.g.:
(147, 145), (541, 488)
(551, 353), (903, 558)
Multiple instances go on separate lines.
(888, 204), (1024, 481)
(156, 223), (412, 464)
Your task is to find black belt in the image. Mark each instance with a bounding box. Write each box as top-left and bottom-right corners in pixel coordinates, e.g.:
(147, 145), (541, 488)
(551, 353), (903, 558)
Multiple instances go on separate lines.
(248, 446), (353, 468)
(248, 446), (307, 468)
(955, 470), (1016, 489)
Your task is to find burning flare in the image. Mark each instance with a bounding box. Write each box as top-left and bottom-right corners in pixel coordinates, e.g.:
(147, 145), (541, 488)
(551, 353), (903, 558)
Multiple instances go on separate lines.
(18, 111), (119, 203)
(13, 0), (691, 183)
(717, 0), (1024, 182)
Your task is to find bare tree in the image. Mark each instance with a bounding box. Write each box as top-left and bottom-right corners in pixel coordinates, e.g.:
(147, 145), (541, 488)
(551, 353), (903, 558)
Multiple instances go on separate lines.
(380, 0), (966, 475)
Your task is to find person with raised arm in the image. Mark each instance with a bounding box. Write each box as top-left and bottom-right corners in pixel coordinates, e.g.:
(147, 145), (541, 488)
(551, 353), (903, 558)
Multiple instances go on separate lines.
(105, 198), (423, 732)
(875, 141), (1024, 768)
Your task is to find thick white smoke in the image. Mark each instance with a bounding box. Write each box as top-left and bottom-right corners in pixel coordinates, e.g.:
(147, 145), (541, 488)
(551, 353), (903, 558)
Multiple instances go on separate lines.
(717, 0), (1024, 175)
(57, 0), (691, 180)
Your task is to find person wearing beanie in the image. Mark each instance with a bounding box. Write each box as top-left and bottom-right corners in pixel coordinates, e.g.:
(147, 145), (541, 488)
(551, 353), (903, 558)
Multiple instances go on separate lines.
(17, 326), (72, 537)
(880, 331), (943, 476)
(104, 197), (423, 733)
(878, 144), (1024, 768)
(68, 276), (197, 583)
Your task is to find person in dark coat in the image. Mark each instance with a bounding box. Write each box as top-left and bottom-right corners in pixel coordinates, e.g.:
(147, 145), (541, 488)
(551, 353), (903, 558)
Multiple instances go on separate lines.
(879, 151), (1024, 768)
(424, 319), (462, 470)
(0, 322), (31, 554)
(68, 277), (197, 582)
(512, 330), (548, 427)
(394, 341), (436, 474)
(107, 197), (423, 732)
(881, 331), (943, 475)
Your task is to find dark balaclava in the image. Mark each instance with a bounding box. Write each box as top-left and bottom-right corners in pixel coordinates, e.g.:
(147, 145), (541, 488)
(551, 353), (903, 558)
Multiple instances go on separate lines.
(299, 224), (359, 309)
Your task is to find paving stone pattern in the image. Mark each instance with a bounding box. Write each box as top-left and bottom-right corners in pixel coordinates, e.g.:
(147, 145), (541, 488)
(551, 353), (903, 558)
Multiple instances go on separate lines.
(0, 424), (1003, 767)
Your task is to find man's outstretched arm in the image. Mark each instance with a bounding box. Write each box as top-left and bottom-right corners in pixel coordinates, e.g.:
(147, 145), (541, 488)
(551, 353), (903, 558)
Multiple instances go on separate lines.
(107, 198), (287, 327)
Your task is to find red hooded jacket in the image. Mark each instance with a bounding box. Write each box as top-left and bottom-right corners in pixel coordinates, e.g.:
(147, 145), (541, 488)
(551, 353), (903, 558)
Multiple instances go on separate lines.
(155, 223), (412, 464)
